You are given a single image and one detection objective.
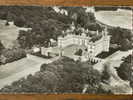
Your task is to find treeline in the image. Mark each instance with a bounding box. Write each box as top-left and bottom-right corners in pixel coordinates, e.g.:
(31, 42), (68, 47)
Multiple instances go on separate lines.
(95, 7), (118, 11)
(0, 57), (112, 94)
(0, 6), (99, 49)
(95, 6), (132, 11)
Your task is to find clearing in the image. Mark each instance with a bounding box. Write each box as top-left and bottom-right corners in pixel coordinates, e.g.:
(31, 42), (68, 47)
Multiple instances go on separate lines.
(0, 20), (30, 48)
(95, 9), (132, 29)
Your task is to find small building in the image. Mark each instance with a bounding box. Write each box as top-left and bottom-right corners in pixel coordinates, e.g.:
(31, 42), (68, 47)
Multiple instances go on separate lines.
(32, 47), (40, 53)
(8, 21), (14, 26)
(41, 47), (60, 57)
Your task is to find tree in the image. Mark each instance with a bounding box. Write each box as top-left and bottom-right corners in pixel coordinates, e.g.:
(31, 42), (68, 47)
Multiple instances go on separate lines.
(14, 15), (26, 27)
(116, 54), (133, 93)
(85, 23), (102, 32)
(116, 62), (132, 81)
(1, 48), (26, 63)
(116, 54), (133, 81)
(17, 30), (33, 49)
(82, 67), (102, 93)
(62, 7), (96, 28)
(74, 49), (83, 56)
(130, 74), (133, 94)
(101, 64), (111, 82)
(0, 40), (4, 55)
(120, 39), (132, 51)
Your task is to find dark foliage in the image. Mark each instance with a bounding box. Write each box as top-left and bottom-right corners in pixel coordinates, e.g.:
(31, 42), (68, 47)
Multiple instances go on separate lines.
(0, 48), (26, 64)
(95, 7), (118, 11)
(74, 49), (83, 56)
(108, 27), (132, 51)
(101, 64), (111, 81)
(0, 40), (5, 55)
(116, 54), (133, 81)
(0, 6), (101, 49)
(0, 6), (71, 48)
(0, 56), (105, 93)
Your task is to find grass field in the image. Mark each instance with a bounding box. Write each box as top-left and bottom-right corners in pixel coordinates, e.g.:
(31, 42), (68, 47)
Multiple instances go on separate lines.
(0, 20), (30, 48)
(0, 58), (40, 79)
(95, 9), (132, 29)
(0, 56), (45, 88)
(0, 54), (59, 89)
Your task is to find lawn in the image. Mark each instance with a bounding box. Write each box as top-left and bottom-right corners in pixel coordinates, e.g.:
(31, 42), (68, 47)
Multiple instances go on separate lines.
(95, 9), (132, 29)
(0, 57), (44, 89)
(0, 57), (40, 79)
(0, 20), (30, 48)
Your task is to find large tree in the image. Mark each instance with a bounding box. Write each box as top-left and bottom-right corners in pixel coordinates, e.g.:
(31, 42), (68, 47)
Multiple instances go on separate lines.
(116, 62), (132, 81)
(0, 40), (4, 55)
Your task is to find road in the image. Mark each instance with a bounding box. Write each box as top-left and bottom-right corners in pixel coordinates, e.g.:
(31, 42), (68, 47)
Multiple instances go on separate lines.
(0, 55), (59, 89)
(93, 50), (133, 94)
(93, 50), (132, 71)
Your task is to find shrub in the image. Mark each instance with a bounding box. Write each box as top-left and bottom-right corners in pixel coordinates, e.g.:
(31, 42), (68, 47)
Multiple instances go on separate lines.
(74, 49), (83, 56)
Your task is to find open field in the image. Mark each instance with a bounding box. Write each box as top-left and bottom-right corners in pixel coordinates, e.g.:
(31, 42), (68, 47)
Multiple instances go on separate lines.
(0, 58), (40, 79)
(0, 57), (42, 88)
(0, 54), (59, 89)
(0, 20), (30, 48)
(95, 9), (132, 29)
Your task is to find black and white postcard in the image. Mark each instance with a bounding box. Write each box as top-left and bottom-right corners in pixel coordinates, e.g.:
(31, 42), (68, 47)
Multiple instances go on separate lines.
(0, 6), (132, 94)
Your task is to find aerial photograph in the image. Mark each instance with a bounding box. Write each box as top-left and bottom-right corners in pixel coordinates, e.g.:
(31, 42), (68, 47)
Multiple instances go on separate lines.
(0, 6), (132, 94)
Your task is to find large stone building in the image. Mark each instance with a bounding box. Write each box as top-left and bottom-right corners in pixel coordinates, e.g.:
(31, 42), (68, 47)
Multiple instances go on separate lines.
(58, 25), (110, 58)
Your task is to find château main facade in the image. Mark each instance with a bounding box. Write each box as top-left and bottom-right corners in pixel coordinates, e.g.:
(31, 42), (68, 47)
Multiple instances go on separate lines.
(58, 23), (110, 58)
(41, 22), (110, 62)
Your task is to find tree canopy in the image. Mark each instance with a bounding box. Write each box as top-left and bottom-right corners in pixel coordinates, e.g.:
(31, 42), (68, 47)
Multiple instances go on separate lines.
(0, 6), (101, 49)
(116, 54), (133, 81)
(108, 27), (132, 51)
(0, 56), (110, 93)
(0, 40), (4, 55)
